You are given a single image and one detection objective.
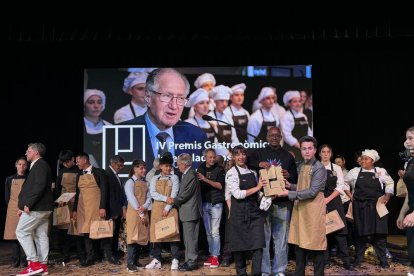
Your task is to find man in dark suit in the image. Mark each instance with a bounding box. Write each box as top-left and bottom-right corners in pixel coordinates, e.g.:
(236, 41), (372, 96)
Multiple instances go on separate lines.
(105, 155), (126, 259)
(16, 143), (53, 276)
(168, 153), (202, 271)
(119, 68), (207, 170)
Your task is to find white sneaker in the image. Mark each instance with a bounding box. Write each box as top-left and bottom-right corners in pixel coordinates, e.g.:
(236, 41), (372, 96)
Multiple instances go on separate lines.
(276, 273), (286, 276)
(145, 258), (161, 269)
(171, 258), (179, 270)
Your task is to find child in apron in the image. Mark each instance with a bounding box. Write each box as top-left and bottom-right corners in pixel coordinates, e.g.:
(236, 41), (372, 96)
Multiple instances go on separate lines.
(145, 152), (181, 270)
(124, 160), (151, 272)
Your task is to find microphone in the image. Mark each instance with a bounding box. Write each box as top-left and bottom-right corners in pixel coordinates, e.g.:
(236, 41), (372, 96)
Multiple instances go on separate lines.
(201, 115), (258, 140)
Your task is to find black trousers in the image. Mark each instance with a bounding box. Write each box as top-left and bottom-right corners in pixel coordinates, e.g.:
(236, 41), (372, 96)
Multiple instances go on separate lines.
(355, 234), (387, 264)
(343, 201), (356, 246)
(111, 216), (122, 254)
(150, 242), (180, 261)
(222, 203), (233, 262)
(57, 228), (75, 258)
(295, 246), (325, 276)
(233, 249), (262, 276)
(11, 240), (26, 263)
(77, 234), (95, 262)
(127, 244), (143, 265)
(324, 234), (350, 265)
(408, 226), (414, 263)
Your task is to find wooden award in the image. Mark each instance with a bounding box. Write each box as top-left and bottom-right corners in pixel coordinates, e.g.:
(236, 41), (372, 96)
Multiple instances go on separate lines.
(260, 165), (285, 196)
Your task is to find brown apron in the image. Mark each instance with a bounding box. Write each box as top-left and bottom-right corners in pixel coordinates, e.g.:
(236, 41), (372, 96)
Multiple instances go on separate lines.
(126, 179), (149, 245)
(76, 174), (101, 233)
(4, 179), (25, 240)
(288, 163), (327, 250)
(61, 172), (77, 193)
(150, 178), (180, 243)
(57, 172), (77, 229)
(194, 117), (216, 143)
(230, 106), (248, 142)
(214, 111), (232, 143)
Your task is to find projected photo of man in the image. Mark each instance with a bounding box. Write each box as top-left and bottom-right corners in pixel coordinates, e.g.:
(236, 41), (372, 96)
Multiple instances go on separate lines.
(120, 68), (207, 169)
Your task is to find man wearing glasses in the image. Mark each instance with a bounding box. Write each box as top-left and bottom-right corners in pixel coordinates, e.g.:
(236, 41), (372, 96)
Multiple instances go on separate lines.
(120, 68), (207, 169)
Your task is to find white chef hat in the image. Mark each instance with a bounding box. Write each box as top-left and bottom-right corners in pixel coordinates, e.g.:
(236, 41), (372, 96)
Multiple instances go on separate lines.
(230, 83), (246, 94)
(122, 72), (148, 93)
(257, 87), (275, 103)
(84, 89), (106, 110)
(283, 90), (301, 107)
(212, 85), (231, 101)
(361, 149), (380, 162)
(194, 73), (216, 88)
(185, 88), (210, 108)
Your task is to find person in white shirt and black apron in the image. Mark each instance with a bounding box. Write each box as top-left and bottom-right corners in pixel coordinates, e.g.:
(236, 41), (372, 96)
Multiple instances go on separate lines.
(225, 145), (265, 275)
(83, 89), (112, 168)
(185, 88), (215, 143)
(224, 83), (250, 143)
(208, 85), (239, 158)
(281, 90), (312, 163)
(344, 149), (394, 268)
(318, 145), (353, 270)
(188, 72), (216, 118)
(113, 71), (148, 124)
(247, 87), (280, 144)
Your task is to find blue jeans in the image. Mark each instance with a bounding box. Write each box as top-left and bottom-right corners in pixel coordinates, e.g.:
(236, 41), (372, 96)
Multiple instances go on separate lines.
(261, 201), (291, 274)
(202, 202), (223, 256)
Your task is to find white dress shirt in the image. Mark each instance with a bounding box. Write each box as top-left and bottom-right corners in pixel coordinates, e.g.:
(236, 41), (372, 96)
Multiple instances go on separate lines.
(84, 117), (111, 135)
(323, 162), (346, 198)
(225, 165), (258, 200)
(113, 102), (147, 124)
(247, 108), (280, 143)
(280, 110), (312, 147)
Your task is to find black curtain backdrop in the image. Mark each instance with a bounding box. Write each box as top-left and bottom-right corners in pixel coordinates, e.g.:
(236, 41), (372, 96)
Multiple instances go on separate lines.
(1, 37), (413, 238)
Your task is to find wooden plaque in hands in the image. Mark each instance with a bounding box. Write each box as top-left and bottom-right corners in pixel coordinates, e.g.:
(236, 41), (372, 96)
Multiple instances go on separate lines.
(260, 165), (285, 196)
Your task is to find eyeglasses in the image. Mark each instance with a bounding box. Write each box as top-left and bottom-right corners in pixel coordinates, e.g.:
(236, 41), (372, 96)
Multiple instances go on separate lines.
(149, 89), (188, 106)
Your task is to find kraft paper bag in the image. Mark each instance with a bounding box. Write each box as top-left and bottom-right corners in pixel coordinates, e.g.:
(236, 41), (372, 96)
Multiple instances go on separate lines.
(53, 205), (71, 226)
(376, 198), (389, 218)
(89, 219), (113, 240)
(326, 209), (345, 235)
(131, 220), (149, 245)
(67, 219), (82, 236)
(155, 216), (179, 240)
(396, 178), (408, 198)
(345, 202), (354, 221)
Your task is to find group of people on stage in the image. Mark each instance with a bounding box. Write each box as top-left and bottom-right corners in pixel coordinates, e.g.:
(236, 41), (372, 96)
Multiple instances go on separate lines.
(83, 69), (313, 167)
(4, 126), (414, 276)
